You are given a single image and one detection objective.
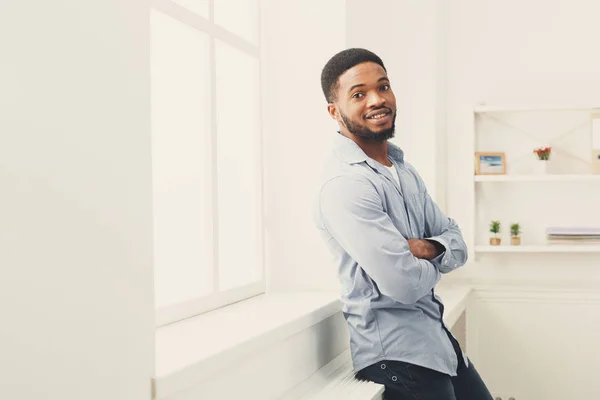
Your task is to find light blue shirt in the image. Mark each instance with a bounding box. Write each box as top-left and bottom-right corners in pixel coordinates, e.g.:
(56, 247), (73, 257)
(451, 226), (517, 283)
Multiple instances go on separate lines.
(313, 133), (469, 376)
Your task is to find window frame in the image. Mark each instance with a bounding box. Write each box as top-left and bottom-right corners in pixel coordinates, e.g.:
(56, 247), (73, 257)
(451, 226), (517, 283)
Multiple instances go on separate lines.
(152, 0), (265, 328)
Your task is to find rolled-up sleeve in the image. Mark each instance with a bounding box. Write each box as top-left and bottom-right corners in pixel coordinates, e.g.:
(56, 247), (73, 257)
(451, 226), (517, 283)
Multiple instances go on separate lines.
(319, 176), (440, 304)
(422, 192), (468, 274)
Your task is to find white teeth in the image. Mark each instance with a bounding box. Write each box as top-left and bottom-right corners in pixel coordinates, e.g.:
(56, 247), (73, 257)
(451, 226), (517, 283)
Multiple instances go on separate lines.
(369, 113), (387, 119)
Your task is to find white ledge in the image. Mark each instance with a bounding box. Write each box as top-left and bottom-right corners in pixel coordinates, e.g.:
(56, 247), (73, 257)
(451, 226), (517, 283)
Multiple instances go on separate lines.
(152, 285), (473, 399)
(153, 292), (341, 399)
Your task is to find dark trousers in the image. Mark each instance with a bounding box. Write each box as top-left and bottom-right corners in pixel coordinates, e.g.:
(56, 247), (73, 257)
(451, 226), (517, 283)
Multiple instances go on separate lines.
(356, 358), (493, 400)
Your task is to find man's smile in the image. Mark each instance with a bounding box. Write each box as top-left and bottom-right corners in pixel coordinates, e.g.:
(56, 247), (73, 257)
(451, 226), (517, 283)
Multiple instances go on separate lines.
(365, 108), (393, 125)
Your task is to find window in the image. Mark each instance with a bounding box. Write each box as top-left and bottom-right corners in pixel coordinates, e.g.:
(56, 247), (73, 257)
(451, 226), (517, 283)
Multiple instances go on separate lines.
(151, 0), (263, 327)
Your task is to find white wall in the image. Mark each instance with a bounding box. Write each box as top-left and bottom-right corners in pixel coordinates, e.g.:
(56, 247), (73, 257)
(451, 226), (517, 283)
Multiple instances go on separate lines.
(0, 2), (154, 400)
(346, 0), (442, 204)
(468, 288), (600, 399)
(262, 0), (346, 292)
(445, 0), (600, 286)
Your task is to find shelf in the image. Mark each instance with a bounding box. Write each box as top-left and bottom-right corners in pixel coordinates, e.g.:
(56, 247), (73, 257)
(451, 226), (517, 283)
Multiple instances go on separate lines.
(473, 105), (600, 113)
(475, 245), (600, 253)
(474, 174), (600, 182)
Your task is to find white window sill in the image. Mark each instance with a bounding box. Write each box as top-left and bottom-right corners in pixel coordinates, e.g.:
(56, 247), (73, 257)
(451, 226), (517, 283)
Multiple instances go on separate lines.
(152, 284), (472, 399)
(153, 292), (342, 399)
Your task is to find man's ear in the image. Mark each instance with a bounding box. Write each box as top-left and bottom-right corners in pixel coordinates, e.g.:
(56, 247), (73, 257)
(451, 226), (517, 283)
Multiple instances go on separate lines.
(327, 103), (339, 121)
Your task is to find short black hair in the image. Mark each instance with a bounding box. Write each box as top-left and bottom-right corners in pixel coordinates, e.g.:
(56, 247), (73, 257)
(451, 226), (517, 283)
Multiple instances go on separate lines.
(321, 48), (387, 103)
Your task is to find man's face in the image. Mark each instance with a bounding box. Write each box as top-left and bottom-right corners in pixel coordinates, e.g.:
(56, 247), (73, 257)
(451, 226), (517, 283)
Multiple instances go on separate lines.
(328, 62), (397, 141)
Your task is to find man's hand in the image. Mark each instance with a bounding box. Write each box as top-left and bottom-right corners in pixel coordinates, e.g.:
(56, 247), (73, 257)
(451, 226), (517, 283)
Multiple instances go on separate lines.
(407, 239), (445, 260)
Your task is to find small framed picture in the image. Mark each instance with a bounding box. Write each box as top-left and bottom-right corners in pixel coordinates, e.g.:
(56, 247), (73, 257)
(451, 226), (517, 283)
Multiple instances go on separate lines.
(475, 152), (506, 175)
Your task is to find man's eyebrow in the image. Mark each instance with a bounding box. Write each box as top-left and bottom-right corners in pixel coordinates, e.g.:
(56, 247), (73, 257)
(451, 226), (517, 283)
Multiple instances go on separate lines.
(348, 77), (390, 94)
(348, 83), (365, 94)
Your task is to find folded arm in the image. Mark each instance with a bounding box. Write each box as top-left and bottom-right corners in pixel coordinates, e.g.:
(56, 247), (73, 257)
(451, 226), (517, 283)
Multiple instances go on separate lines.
(319, 176), (440, 304)
(420, 191), (468, 274)
(407, 238), (446, 260)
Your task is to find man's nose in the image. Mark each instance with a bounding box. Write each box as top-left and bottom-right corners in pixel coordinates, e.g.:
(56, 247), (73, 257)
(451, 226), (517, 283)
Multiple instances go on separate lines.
(367, 92), (386, 108)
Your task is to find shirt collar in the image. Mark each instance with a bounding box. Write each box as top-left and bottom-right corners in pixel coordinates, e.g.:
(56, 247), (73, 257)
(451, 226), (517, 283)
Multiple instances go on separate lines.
(333, 133), (405, 166)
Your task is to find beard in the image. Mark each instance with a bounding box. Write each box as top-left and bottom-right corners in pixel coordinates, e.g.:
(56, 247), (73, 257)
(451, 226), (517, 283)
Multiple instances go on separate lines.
(340, 108), (396, 142)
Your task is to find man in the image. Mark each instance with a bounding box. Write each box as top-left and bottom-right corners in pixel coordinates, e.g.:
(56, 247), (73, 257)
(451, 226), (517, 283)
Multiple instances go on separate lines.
(313, 48), (493, 400)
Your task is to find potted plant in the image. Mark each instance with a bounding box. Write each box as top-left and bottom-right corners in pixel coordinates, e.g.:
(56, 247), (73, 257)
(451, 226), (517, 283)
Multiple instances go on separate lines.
(532, 146), (552, 174)
(489, 220), (501, 245)
(533, 146), (552, 160)
(510, 223), (521, 245)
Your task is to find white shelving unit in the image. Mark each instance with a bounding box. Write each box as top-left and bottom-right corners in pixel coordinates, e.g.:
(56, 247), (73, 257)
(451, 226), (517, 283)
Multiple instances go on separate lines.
(471, 106), (600, 256)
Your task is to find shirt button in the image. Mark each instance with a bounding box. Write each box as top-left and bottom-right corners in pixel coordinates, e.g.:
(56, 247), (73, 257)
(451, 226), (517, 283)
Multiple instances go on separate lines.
(392, 376), (398, 382)
(454, 263), (458, 267)
(380, 364), (386, 370)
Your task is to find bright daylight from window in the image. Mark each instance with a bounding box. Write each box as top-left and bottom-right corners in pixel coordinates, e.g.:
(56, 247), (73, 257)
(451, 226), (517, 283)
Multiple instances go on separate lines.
(150, 0), (263, 326)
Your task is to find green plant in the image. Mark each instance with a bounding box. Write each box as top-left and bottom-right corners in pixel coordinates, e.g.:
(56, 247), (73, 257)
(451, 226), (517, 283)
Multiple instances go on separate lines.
(510, 223), (521, 237)
(489, 220), (501, 237)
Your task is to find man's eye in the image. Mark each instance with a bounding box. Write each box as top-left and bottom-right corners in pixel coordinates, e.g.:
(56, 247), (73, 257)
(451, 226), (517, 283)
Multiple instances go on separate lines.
(352, 93), (364, 99)
(381, 84), (390, 91)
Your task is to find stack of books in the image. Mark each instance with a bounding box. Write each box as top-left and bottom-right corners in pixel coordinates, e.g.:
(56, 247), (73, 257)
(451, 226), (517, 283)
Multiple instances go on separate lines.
(546, 227), (600, 244)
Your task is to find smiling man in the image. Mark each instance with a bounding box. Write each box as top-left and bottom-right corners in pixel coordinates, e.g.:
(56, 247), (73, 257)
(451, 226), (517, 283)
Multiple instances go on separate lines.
(313, 48), (493, 400)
